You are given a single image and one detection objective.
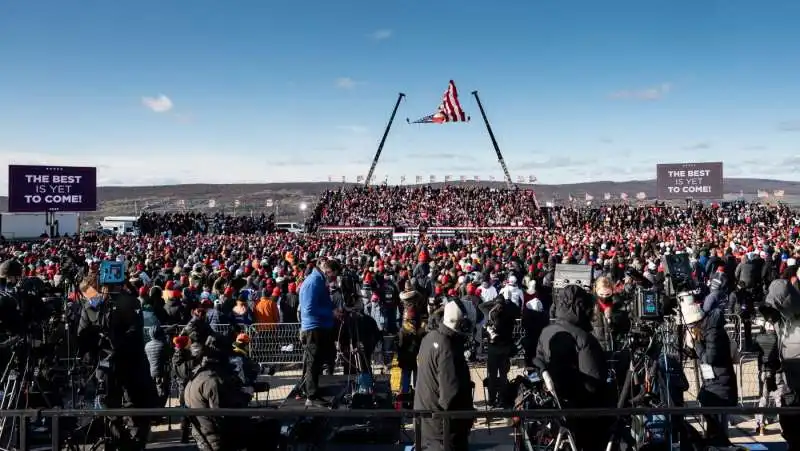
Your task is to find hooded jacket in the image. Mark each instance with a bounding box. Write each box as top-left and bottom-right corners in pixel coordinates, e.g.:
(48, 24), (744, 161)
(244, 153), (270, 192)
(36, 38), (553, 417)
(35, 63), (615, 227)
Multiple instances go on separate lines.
(534, 285), (612, 408)
(764, 279), (800, 361)
(693, 308), (738, 407)
(183, 360), (239, 451)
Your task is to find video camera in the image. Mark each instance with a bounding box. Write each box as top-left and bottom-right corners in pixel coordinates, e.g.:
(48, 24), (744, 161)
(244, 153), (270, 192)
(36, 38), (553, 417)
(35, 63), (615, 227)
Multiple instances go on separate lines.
(633, 287), (663, 322)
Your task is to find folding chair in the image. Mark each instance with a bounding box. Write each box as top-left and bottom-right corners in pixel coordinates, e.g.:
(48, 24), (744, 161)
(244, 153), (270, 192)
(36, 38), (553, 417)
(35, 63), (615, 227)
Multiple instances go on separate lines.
(540, 371), (579, 451)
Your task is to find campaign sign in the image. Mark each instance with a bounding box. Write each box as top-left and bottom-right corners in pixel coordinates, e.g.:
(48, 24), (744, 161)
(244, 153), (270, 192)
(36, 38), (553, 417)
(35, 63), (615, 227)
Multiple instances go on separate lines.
(656, 162), (723, 200)
(8, 165), (97, 212)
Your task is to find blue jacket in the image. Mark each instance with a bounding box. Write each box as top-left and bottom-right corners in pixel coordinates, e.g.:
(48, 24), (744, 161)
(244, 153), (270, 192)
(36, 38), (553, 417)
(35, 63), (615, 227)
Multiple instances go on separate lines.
(299, 269), (335, 332)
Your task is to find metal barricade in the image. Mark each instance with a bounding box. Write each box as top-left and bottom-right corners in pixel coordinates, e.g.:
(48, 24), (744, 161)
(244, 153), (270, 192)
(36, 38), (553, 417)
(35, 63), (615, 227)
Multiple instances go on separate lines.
(724, 313), (743, 351)
(248, 322), (304, 365)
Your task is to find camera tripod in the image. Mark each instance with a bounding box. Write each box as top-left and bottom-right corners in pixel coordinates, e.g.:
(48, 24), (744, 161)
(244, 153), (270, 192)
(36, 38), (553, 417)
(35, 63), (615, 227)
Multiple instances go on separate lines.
(0, 341), (59, 451)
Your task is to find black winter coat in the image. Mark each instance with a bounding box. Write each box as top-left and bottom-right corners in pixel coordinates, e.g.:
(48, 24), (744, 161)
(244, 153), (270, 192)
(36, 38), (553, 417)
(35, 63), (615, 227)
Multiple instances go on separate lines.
(534, 285), (613, 409)
(693, 309), (738, 407)
(414, 325), (473, 451)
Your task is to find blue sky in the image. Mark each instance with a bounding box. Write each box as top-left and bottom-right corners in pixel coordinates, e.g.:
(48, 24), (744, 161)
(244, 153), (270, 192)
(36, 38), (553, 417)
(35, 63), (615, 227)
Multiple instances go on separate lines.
(1, 0), (799, 191)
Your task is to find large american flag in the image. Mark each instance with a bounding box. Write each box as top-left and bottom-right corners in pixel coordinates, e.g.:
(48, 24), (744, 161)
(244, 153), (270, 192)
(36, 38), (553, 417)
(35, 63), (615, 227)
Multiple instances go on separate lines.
(409, 80), (470, 124)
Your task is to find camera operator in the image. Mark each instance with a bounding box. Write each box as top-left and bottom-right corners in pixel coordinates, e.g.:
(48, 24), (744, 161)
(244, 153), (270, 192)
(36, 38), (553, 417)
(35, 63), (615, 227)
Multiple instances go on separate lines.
(299, 258), (339, 406)
(76, 269), (158, 449)
(0, 259), (24, 339)
(535, 284), (614, 451)
(682, 296), (738, 447)
(761, 278), (800, 447)
(479, 293), (520, 408)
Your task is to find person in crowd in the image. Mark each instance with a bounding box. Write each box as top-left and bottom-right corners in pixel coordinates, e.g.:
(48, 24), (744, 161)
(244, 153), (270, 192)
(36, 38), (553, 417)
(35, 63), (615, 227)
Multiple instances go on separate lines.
(254, 289), (281, 326)
(281, 282), (300, 323)
(754, 317), (787, 436)
(171, 335), (195, 443)
(479, 294), (520, 408)
(591, 276), (629, 353)
(397, 288), (424, 396)
(683, 296), (738, 447)
(231, 292), (254, 326)
(535, 284), (614, 451)
(145, 326), (171, 407)
(762, 278), (800, 448)
(703, 277), (728, 314)
(298, 258), (338, 406)
(183, 343), (245, 451)
(499, 275), (524, 309)
(415, 300), (474, 451)
(230, 333), (261, 403)
(521, 282), (548, 368)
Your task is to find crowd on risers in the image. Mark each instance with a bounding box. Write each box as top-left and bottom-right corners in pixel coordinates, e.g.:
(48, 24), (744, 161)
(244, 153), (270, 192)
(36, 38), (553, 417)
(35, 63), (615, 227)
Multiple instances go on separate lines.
(135, 211), (276, 236)
(2, 199), (800, 448)
(308, 185), (543, 227)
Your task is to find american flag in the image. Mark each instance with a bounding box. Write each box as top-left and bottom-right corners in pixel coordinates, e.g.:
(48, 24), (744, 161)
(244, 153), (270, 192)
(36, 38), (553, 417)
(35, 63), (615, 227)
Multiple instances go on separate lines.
(585, 193), (594, 201)
(356, 175), (364, 183)
(758, 190), (769, 198)
(620, 193), (628, 200)
(409, 80), (470, 124)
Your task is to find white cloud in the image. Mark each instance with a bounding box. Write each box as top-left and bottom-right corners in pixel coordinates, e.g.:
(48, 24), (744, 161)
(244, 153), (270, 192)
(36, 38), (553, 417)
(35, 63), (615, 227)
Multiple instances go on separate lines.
(335, 77), (357, 90)
(610, 83), (672, 101)
(336, 125), (368, 134)
(141, 94), (174, 113)
(369, 29), (393, 40)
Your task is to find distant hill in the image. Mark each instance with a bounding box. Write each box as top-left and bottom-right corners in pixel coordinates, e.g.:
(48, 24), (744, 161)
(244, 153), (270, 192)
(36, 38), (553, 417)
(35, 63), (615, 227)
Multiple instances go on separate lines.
(1, 178), (797, 221)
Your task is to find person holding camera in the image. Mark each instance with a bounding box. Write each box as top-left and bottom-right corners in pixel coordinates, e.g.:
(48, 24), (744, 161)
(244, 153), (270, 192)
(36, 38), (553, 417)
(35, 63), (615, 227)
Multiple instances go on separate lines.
(76, 268), (158, 450)
(535, 284), (613, 451)
(682, 296), (738, 447)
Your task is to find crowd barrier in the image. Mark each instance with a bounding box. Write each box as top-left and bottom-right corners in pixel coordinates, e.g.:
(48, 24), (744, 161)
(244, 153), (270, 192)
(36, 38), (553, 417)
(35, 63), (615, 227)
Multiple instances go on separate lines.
(143, 313), (749, 367)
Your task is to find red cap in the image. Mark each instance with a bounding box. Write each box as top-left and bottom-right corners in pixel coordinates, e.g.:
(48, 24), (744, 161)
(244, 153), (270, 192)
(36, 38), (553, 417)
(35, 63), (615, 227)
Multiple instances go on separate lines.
(138, 286), (148, 297)
(272, 287), (281, 297)
(288, 282), (297, 293)
(466, 284), (476, 296)
(165, 280), (174, 290)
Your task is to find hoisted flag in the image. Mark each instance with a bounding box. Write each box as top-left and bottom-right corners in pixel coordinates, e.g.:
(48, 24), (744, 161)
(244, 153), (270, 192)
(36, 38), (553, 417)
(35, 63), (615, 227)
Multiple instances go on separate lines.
(408, 80), (470, 124)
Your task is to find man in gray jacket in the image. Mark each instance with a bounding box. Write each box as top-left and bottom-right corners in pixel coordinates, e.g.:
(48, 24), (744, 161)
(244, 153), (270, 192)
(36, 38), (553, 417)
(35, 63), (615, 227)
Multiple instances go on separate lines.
(762, 279), (800, 448)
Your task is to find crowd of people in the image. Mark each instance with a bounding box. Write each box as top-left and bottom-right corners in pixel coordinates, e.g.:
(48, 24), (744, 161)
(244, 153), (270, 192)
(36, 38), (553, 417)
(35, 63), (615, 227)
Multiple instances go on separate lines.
(309, 186), (542, 227)
(135, 211), (276, 236)
(1, 190), (799, 451)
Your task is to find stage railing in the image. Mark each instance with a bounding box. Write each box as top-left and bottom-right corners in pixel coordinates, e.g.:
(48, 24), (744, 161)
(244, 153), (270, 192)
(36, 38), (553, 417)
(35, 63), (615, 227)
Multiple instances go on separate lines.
(5, 405), (799, 451)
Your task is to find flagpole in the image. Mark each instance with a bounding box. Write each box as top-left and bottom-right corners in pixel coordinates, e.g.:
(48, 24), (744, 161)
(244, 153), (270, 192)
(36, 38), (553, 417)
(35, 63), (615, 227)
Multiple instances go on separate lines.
(471, 91), (514, 189)
(365, 93), (406, 187)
